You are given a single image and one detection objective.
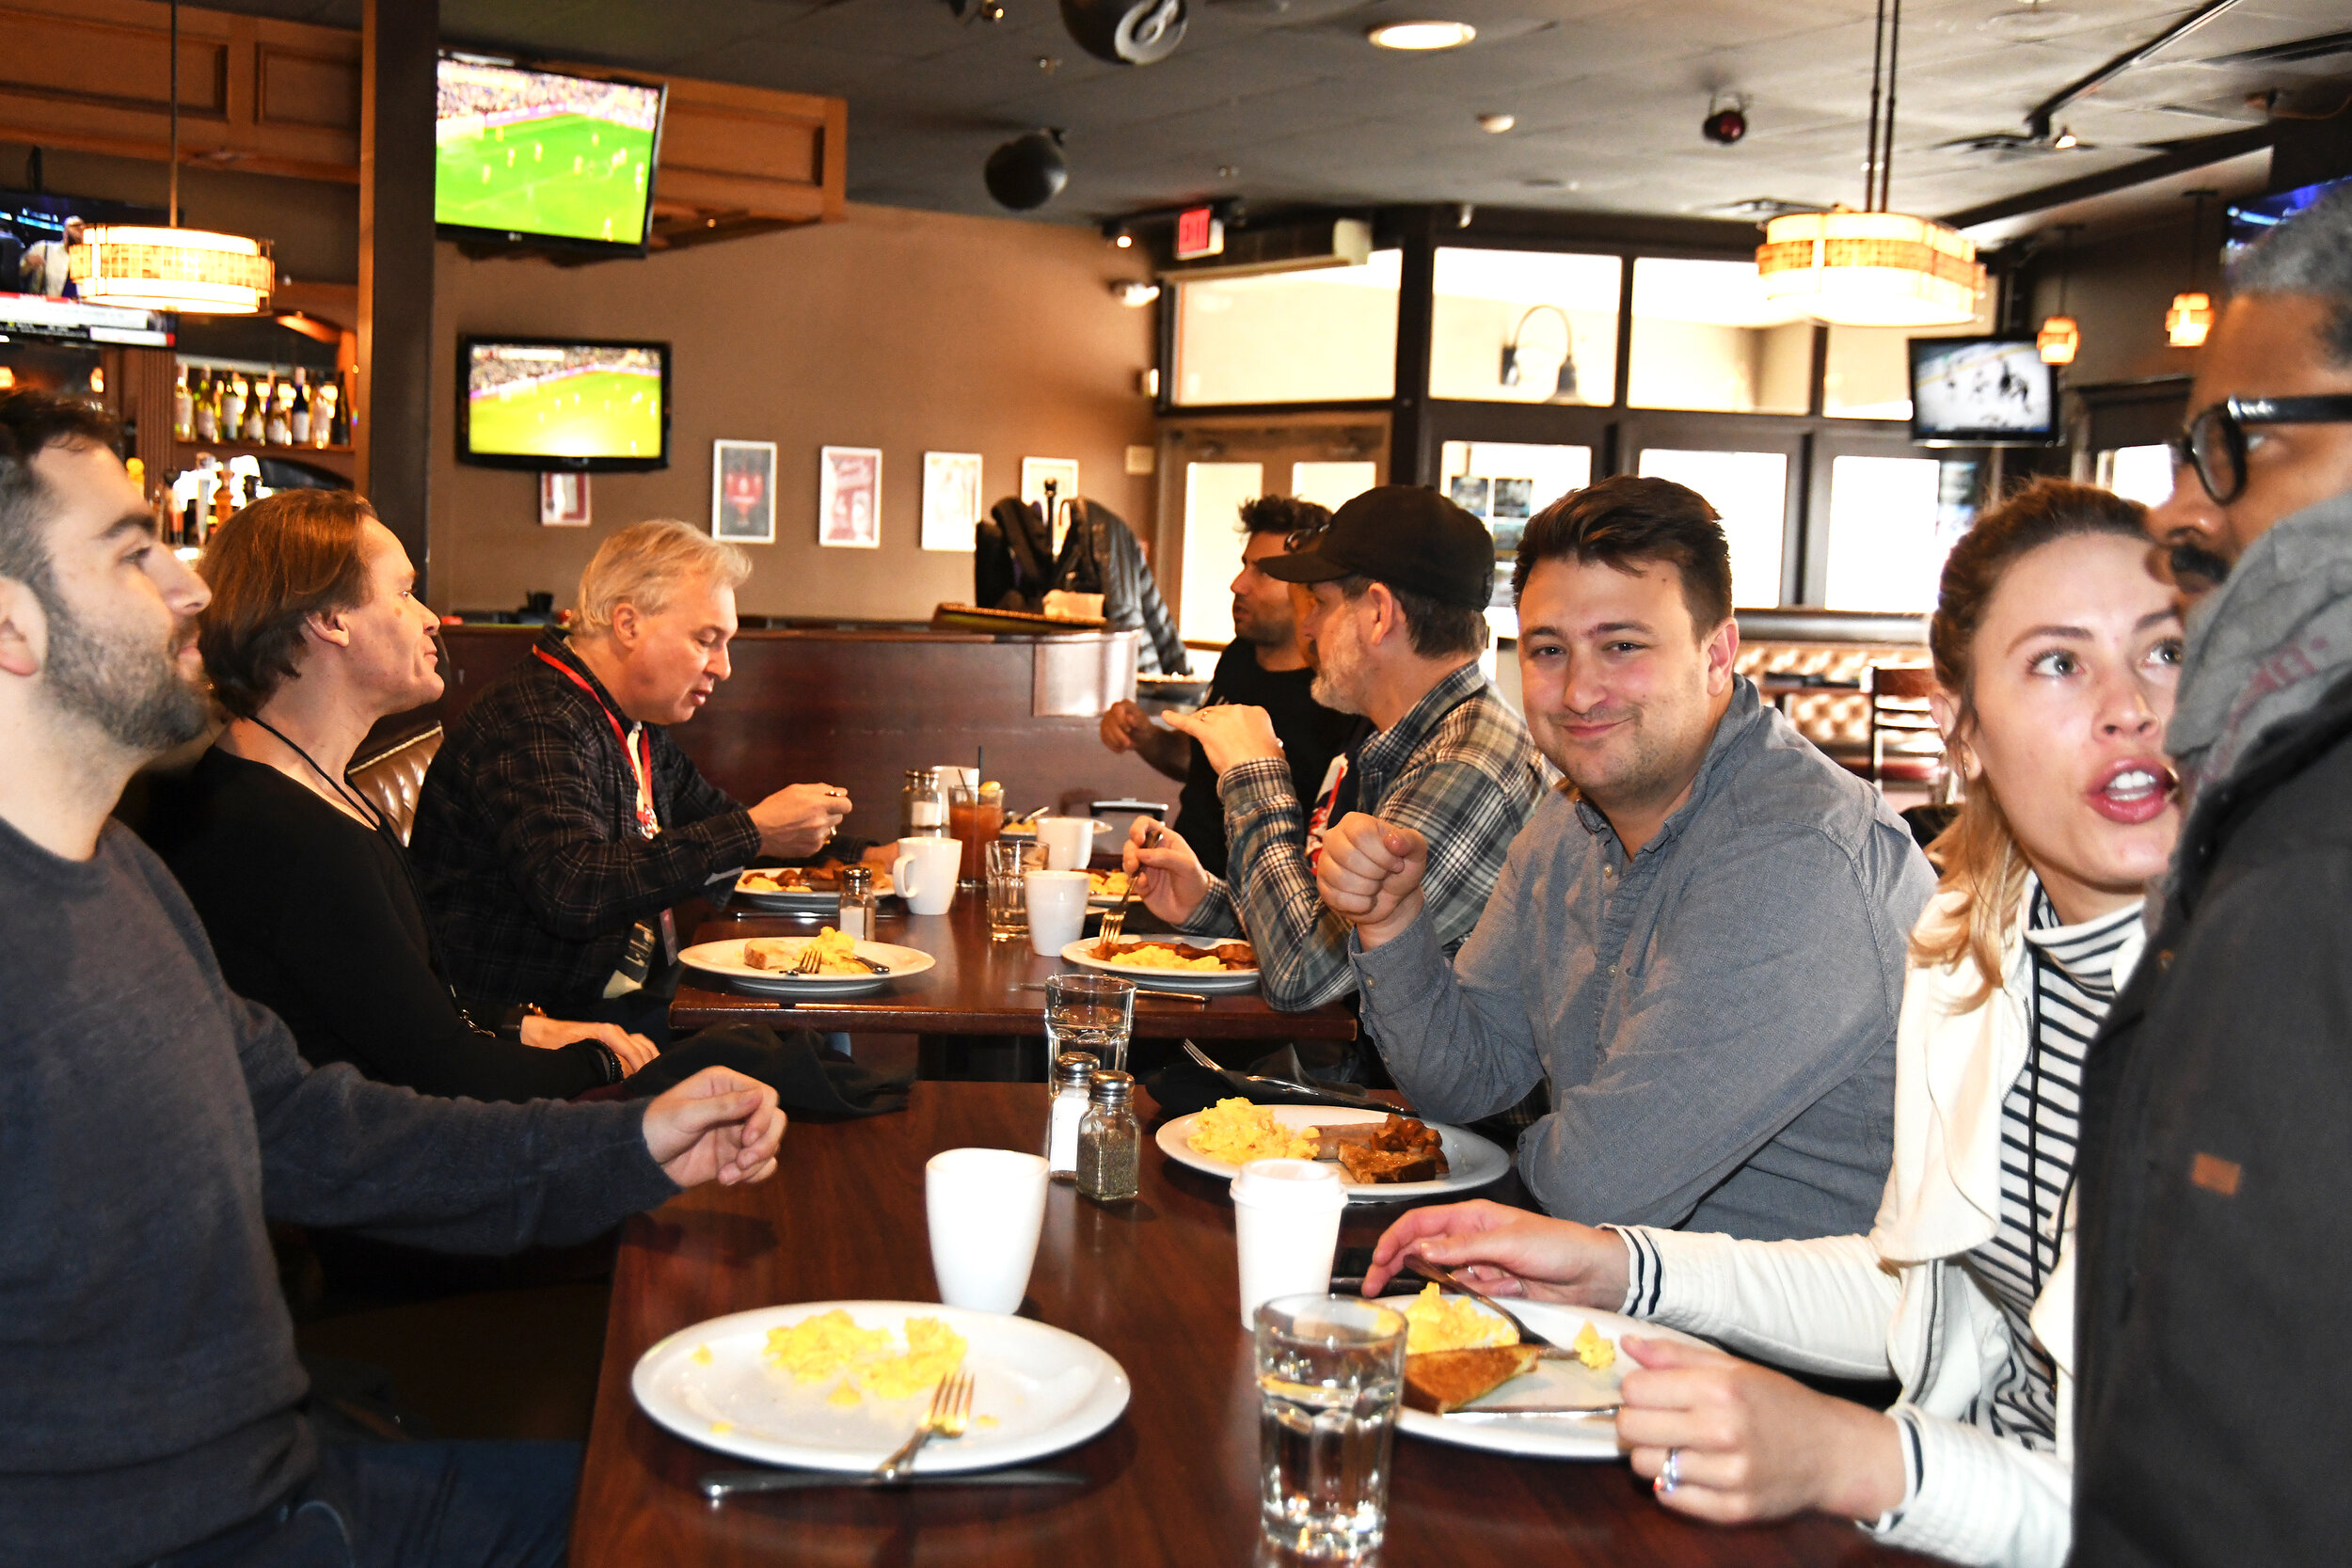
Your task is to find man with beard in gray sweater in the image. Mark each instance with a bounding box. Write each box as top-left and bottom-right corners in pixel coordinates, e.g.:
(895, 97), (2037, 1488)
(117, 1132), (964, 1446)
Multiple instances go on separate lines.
(0, 388), (787, 1567)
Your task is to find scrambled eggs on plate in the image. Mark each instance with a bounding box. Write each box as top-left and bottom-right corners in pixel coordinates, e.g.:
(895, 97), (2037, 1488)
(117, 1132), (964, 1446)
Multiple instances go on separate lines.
(1187, 1099), (1320, 1164)
(743, 927), (866, 976)
(1403, 1283), (1519, 1354)
(762, 1309), (967, 1405)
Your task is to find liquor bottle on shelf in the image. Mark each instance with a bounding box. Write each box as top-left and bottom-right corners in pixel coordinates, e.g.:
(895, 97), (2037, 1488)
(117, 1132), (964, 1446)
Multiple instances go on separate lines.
(220, 373), (247, 444)
(264, 375), (291, 447)
(172, 366), (193, 441)
(243, 375), (270, 444)
(288, 369), (311, 446)
(311, 374), (340, 448)
(191, 368), (217, 441)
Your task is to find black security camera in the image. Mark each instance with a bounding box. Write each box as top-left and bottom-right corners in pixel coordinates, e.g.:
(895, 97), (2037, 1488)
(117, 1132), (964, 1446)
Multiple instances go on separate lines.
(985, 129), (1069, 211)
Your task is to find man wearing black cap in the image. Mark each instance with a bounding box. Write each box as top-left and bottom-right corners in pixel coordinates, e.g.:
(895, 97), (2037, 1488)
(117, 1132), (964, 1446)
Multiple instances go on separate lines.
(1123, 485), (1544, 1012)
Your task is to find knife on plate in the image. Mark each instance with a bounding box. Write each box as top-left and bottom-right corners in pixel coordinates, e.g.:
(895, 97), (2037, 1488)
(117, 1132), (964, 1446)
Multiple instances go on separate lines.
(700, 1465), (1087, 1498)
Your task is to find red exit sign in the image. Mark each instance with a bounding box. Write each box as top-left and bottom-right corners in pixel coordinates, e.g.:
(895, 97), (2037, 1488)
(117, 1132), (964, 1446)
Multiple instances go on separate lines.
(1174, 206), (1224, 261)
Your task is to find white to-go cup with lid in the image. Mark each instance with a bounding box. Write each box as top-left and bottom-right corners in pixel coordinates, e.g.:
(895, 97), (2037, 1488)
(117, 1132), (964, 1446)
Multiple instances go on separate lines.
(1232, 1157), (1347, 1330)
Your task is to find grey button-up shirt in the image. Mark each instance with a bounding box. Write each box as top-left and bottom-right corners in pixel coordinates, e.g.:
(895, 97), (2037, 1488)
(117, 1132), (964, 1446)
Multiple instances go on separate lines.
(1355, 678), (1934, 1241)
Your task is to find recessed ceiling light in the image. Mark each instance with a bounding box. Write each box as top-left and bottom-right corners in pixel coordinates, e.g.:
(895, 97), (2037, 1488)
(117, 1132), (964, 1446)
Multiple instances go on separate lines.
(1367, 20), (1476, 50)
(1478, 113), (1515, 133)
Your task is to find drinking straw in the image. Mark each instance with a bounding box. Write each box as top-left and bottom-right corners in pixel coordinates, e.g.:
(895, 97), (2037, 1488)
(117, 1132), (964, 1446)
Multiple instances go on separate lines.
(976, 746), (985, 786)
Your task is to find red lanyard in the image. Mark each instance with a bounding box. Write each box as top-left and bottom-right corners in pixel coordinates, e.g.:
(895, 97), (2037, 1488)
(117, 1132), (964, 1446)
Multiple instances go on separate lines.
(534, 647), (660, 839)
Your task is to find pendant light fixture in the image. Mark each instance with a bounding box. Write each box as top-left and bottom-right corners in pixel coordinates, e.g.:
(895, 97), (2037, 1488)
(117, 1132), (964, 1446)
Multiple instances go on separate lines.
(1755, 0), (1983, 326)
(69, 0), (273, 314)
(2166, 190), (2217, 350)
(2037, 223), (2080, 367)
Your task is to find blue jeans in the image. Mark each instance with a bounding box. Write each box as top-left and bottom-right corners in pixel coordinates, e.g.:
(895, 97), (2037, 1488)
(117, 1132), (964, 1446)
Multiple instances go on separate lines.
(151, 1442), (578, 1568)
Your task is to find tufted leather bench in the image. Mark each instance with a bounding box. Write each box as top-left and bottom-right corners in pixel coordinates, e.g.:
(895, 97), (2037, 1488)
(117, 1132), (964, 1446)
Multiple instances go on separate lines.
(348, 726), (443, 847)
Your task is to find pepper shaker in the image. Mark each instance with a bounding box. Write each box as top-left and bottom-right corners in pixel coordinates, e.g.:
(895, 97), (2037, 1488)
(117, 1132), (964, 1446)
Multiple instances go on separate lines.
(1076, 1069), (1140, 1202)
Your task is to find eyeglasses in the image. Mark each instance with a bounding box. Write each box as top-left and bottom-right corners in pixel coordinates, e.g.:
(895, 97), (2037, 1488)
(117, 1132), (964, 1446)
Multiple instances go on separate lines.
(1283, 519), (1328, 552)
(2172, 394), (2352, 504)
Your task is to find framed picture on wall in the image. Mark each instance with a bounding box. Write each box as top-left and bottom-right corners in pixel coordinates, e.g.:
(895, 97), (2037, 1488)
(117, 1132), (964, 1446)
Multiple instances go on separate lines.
(921, 451), (984, 552)
(712, 439), (777, 543)
(1447, 475), (1490, 516)
(1022, 456), (1079, 549)
(818, 446), (882, 549)
(539, 471), (591, 527)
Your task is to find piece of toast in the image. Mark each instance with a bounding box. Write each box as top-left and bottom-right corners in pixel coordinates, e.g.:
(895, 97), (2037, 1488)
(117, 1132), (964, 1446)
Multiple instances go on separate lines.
(1337, 1142), (1444, 1184)
(1402, 1345), (1543, 1415)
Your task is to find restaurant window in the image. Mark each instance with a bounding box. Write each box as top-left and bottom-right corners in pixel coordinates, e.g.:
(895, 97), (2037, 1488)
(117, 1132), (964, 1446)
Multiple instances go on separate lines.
(1172, 250), (1399, 405)
(1438, 439), (1593, 638)
(1634, 448), (1788, 607)
(1428, 248), (1620, 406)
(1289, 460), (1377, 512)
(2096, 444), (2174, 508)
(1821, 454), (1979, 612)
(1627, 259), (1811, 415)
(1178, 461), (1263, 643)
(1821, 294), (1996, 420)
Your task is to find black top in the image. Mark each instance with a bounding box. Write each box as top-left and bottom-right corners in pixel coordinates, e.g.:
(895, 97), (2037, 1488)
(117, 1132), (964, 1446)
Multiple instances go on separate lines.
(1172, 640), (1359, 879)
(0, 812), (672, 1567)
(153, 747), (611, 1101)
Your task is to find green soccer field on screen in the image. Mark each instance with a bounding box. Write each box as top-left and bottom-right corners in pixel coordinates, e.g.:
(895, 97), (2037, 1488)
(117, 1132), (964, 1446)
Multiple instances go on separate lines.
(435, 112), (654, 244)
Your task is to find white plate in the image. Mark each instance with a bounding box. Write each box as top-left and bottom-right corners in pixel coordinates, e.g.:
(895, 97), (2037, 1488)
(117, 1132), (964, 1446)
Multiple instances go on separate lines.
(1393, 1299), (1707, 1461)
(731, 880), (841, 916)
(1059, 939), (1261, 994)
(1154, 1106), (1510, 1203)
(680, 937), (934, 1000)
(632, 1301), (1130, 1473)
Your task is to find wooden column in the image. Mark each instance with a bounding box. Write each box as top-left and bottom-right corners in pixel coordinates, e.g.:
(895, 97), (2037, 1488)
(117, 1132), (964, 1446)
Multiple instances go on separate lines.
(357, 0), (437, 597)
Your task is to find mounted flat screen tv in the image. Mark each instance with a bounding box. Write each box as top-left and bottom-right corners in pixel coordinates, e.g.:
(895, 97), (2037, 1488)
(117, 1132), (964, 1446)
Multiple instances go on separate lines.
(459, 337), (670, 472)
(434, 54), (665, 255)
(1909, 337), (2058, 447)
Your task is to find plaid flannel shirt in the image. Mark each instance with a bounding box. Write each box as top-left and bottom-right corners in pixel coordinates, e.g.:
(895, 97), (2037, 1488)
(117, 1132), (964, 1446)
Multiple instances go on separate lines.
(1178, 659), (1545, 1011)
(410, 630), (762, 1014)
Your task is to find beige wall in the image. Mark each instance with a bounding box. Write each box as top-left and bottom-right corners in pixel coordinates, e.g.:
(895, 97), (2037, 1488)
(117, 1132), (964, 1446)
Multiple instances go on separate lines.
(427, 201), (1159, 617)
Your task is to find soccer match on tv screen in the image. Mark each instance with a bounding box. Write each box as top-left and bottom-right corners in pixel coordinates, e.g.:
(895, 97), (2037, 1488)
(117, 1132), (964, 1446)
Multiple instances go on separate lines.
(467, 342), (664, 462)
(435, 58), (661, 245)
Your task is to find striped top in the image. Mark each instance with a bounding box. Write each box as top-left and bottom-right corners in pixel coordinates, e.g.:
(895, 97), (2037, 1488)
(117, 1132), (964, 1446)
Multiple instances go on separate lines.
(1956, 881), (2143, 1451)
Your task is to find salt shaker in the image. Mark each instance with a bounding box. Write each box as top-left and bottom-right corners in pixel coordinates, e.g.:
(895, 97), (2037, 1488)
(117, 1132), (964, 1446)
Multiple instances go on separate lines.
(1076, 1069), (1140, 1202)
(837, 866), (876, 942)
(1044, 1051), (1098, 1181)
(900, 768), (946, 838)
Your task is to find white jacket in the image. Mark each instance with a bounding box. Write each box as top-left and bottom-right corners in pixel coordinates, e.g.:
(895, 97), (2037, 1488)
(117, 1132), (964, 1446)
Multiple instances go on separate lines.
(1620, 885), (2143, 1567)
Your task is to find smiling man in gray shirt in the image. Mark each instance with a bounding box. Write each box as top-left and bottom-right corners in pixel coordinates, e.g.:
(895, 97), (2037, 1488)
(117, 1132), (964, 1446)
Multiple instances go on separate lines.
(1319, 476), (1932, 1240)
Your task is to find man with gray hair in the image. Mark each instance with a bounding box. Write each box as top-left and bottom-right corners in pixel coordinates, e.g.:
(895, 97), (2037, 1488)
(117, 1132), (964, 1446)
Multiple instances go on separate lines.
(2073, 182), (2352, 1565)
(412, 518), (851, 1035)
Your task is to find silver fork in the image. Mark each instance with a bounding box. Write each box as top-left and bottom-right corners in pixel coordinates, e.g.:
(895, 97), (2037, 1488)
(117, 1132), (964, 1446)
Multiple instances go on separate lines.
(875, 1370), (975, 1482)
(793, 942), (825, 975)
(1096, 823), (1161, 956)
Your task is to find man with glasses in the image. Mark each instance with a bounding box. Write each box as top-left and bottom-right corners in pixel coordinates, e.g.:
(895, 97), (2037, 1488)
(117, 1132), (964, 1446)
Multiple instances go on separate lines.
(2074, 183), (2352, 1564)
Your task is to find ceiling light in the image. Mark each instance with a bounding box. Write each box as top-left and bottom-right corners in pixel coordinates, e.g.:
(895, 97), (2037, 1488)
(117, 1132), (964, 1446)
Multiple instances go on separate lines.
(2052, 126), (2079, 150)
(70, 0), (271, 314)
(2168, 189), (2217, 349)
(2037, 315), (2079, 365)
(1113, 280), (1161, 308)
(1367, 20), (1475, 50)
(1753, 0), (1981, 327)
(1478, 113), (1515, 134)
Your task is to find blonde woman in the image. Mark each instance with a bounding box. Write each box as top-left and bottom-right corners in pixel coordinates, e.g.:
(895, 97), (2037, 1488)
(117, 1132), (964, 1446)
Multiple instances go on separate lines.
(1366, 478), (2183, 1567)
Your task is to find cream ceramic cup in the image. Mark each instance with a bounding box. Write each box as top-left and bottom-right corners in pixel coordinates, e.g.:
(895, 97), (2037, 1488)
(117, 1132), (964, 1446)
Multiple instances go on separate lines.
(1025, 869), (1091, 957)
(1232, 1157), (1347, 1329)
(926, 1148), (1050, 1313)
(892, 836), (962, 915)
(1035, 816), (1096, 872)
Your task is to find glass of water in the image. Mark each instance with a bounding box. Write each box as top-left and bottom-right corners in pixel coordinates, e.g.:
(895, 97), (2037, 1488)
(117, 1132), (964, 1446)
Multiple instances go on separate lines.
(985, 841), (1029, 942)
(1253, 1293), (1408, 1563)
(1044, 974), (1134, 1077)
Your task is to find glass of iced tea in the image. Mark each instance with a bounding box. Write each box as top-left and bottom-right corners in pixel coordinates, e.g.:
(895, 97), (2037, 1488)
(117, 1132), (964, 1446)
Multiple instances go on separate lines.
(948, 781), (1004, 888)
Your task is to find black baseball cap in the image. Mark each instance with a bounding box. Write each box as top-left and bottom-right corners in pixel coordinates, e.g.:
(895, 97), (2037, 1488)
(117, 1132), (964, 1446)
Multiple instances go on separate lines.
(1259, 484), (1495, 610)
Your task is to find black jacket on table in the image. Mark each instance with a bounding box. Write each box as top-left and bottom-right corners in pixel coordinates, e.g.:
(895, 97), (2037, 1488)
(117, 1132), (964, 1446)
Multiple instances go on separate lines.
(2072, 666), (2352, 1566)
(409, 628), (762, 1016)
(151, 748), (615, 1101)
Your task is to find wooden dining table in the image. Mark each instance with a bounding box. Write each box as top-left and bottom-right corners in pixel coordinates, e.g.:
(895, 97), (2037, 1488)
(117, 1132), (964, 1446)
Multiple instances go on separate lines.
(670, 895), (1359, 1044)
(573, 1081), (1929, 1567)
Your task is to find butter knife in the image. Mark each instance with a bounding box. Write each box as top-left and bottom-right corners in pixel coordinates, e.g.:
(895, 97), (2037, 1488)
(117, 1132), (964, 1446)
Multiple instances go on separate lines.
(701, 1465), (1087, 1499)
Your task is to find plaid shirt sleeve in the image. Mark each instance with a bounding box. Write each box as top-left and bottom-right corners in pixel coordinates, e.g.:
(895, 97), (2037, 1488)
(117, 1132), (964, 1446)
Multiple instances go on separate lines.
(473, 689), (761, 942)
(1177, 757), (1353, 1011)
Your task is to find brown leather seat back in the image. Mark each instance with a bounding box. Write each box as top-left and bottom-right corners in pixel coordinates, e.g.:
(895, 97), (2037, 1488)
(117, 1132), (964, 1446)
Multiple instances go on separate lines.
(349, 726), (443, 846)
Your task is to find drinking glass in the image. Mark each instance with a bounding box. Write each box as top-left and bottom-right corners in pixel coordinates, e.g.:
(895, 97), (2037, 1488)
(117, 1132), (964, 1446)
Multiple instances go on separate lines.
(1253, 1294), (1408, 1564)
(984, 840), (1029, 942)
(1044, 973), (1134, 1077)
(949, 782), (1005, 888)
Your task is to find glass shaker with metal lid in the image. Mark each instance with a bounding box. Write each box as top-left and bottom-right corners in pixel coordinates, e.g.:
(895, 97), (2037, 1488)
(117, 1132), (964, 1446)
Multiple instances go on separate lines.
(901, 768), (947, 838)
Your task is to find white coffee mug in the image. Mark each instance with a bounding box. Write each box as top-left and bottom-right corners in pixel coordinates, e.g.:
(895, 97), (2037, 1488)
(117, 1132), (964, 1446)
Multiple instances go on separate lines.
(926, 1148), (1049, 1313)
(1035, 816), (1096, 872)
(1232, 1157), (1347, 1329)
(1025, 870), (1091, 957)
(893, 836), (962, 916)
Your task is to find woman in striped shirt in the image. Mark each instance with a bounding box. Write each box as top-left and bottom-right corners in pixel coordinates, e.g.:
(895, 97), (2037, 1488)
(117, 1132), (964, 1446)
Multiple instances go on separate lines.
(1365, 478), (2184, 1567)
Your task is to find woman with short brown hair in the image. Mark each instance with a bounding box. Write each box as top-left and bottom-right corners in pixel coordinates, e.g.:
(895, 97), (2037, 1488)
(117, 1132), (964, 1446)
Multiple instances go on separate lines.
(154, 489), (666, 1098)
